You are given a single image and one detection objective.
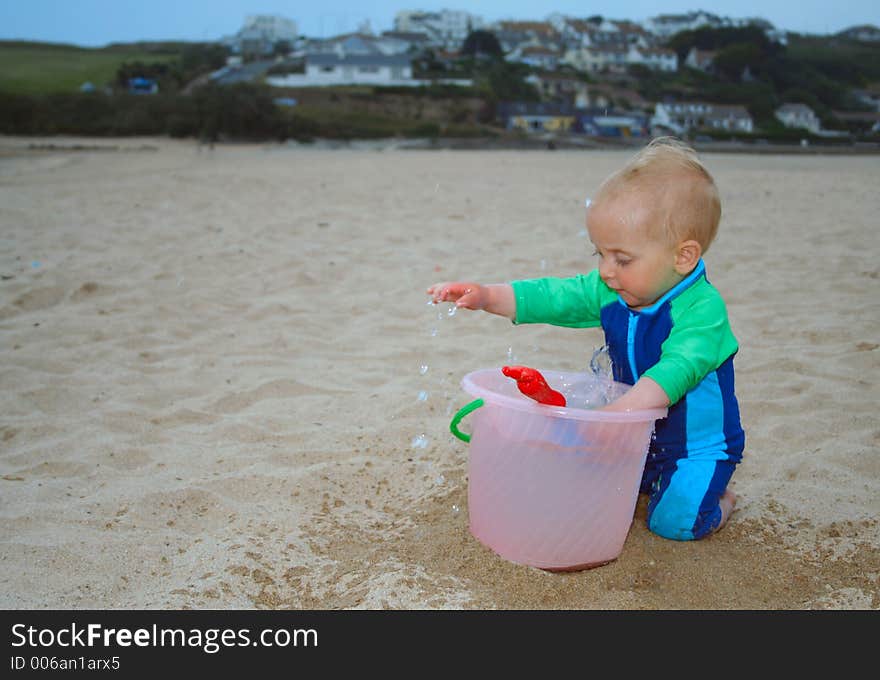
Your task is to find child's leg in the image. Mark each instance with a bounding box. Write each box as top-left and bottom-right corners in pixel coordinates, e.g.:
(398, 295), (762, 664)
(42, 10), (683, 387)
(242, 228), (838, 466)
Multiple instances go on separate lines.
(645, 458), (738, 541)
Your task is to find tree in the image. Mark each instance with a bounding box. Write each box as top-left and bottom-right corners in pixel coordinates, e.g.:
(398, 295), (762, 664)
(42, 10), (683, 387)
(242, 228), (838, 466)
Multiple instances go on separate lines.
(713, 42), (764, 81)
(461, 30), (503, 59)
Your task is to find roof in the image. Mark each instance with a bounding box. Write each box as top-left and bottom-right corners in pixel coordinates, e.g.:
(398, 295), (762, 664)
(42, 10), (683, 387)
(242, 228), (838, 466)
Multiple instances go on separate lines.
(776, 103), (815, 115)
(496, 21), (559, 37)
(305, 53), (412, 66)
(639, 47), (677, 57)
(660, 101), (753, 120)
(521, 45), (560, 56)
(498, 101), (577, 117)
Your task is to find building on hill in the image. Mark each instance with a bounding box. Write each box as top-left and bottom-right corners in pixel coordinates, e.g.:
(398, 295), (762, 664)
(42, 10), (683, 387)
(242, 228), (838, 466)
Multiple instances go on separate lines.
(653, 101), (754, 134)
(380, 31), (432, 53)
(576, 109), (649, 137)
(497, 101), (577, 133)
(644, 11), (722, 38)
(508, 43), (563, 69)
(393, 9), (483, 48)
(837, 24), (880, 42)
(562, 44), (629, 74)
(775, 103), (821, 133)
(526, 73), (591, 107)
(222, 15), (299, 56)
(491, 20), (561, 55)
(628, 46), (678, 71)
(306, 33), (416, 57)
(685, 47), (716, 72)
(267, 53), (413, 87)
(850, 85), (880, 112)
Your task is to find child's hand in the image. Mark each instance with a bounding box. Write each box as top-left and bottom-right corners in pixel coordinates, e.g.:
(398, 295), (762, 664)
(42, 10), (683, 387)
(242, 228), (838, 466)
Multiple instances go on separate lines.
(426, 281), (487, 310)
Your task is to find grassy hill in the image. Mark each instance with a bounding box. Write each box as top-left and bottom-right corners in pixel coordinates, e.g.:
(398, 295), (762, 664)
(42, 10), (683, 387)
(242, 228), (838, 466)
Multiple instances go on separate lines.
(0, 40), (184, 95)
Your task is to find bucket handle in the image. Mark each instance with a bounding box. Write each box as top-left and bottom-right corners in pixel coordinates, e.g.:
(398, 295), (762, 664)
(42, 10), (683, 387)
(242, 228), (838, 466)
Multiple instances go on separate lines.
(449, 398), (484, 443)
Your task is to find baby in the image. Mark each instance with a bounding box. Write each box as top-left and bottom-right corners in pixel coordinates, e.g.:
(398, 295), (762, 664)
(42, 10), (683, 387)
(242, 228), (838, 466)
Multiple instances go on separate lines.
(428, 137), (744, 541)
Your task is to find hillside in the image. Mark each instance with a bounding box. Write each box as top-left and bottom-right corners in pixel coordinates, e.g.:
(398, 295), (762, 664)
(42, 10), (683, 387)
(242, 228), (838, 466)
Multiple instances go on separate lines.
(0, 41), (186, 95)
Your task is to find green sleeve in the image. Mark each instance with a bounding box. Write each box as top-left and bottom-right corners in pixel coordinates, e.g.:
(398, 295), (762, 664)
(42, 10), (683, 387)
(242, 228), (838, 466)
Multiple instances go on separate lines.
(641, 283), (739, 404)
(510, 270), (616, 328)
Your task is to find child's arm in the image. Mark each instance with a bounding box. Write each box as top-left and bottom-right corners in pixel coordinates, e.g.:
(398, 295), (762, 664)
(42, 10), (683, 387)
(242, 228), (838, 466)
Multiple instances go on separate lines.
(427, 282), (516, 319)
(602, 376), (670, 412)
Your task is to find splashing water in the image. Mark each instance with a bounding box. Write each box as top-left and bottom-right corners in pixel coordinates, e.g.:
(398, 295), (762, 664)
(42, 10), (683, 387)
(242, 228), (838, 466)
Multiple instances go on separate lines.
(419, 364), (429, 375)
(590, 344), (613, 381)
(411, 433), (429, 449)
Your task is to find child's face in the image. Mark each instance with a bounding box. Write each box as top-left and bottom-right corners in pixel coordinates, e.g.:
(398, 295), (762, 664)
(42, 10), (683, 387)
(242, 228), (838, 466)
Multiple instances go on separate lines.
(586, 196), (685, 310)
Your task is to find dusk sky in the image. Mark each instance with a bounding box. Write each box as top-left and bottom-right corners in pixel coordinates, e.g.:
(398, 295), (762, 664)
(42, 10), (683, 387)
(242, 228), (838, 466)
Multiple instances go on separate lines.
(1, 1), (877, 47)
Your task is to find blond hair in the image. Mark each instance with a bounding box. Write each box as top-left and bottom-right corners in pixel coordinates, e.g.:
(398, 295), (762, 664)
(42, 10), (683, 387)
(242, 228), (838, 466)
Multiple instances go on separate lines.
(594, 136), (721, 252)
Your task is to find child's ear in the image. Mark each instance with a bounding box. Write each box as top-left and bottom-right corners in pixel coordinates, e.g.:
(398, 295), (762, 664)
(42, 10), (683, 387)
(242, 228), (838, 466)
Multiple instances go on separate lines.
(674, 240), (702, 274)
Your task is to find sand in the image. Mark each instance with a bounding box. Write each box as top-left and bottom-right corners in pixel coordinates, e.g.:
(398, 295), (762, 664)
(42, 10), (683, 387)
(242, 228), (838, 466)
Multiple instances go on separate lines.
(0, 135), (877, 610)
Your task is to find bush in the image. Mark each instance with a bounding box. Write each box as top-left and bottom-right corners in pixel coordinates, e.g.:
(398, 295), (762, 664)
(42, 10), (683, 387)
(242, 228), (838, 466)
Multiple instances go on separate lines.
(0, 83), (290, 140)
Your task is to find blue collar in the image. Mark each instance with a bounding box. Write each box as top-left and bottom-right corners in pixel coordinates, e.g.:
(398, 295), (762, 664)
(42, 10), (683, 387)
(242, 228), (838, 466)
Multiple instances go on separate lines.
(618, 258), (706, 315)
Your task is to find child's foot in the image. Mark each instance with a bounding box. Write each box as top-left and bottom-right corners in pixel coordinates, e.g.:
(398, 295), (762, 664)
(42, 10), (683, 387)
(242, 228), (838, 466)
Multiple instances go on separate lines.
(715, 489), (737, 533)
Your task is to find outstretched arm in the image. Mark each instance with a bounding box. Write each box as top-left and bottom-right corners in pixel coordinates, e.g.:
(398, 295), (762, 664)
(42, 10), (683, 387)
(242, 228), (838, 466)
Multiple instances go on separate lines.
(426, 282), (516, 320)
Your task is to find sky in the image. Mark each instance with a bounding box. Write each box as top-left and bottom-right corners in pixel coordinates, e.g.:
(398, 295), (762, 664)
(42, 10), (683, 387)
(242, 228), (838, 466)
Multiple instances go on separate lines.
(0, 1), (877, 47)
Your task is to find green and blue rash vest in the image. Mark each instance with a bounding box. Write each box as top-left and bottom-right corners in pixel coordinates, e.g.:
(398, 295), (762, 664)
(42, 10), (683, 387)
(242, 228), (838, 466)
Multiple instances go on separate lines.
(510, 259), (745, 464)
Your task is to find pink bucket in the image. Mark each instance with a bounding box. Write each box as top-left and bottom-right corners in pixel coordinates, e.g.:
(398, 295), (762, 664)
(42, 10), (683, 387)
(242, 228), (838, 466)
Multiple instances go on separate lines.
(450, 368), (666, 571)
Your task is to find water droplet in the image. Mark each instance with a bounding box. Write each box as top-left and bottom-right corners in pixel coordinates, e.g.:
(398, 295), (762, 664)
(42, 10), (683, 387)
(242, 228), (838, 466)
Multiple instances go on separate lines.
(419, 364), (428, 375)
(429, 327), (438, 337)
(451, 504), (460, 514)
(584, 198), (592, 209)
(446, 304), (456, 317)
(540, 258), (547, 270)
(417, 390), (428, 402)
(411, 433), (429, 449)
(506, 346), (517, 363)
(435, 474), (446, 485)
(577, 228), (588, 238)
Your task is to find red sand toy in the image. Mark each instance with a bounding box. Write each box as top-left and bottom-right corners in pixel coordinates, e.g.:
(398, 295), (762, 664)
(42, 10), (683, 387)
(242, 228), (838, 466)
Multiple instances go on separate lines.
(501, 365), (567, 407)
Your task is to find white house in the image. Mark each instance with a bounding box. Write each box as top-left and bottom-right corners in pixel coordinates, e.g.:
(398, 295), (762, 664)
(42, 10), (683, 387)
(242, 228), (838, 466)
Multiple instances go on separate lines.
(644, 12), (721, 39)
(222, 15), (298, 55)
(306, 33), (413, 57)
(838, 24), (880, 42)
(508, 43), (562, 69)
(653, 101), (754, 134)
(265, 52), (472, 88)
(775, 103), (821, 134)
(562, 45), (629, 74)
(266, 53), (413, 87)
(685, 47), (716, 72)
(393, 9), (483, 48)
(491, 20), (560, 55)
(628, 46), (678, 71)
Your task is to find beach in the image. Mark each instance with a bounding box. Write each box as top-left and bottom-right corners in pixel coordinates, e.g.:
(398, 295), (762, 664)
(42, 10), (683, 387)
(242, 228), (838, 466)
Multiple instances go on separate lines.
(0, 135), (877, 609)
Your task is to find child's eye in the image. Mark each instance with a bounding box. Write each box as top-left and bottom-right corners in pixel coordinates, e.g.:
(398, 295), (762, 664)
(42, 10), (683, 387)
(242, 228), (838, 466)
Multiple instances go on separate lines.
(617, 258), (632, 267)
